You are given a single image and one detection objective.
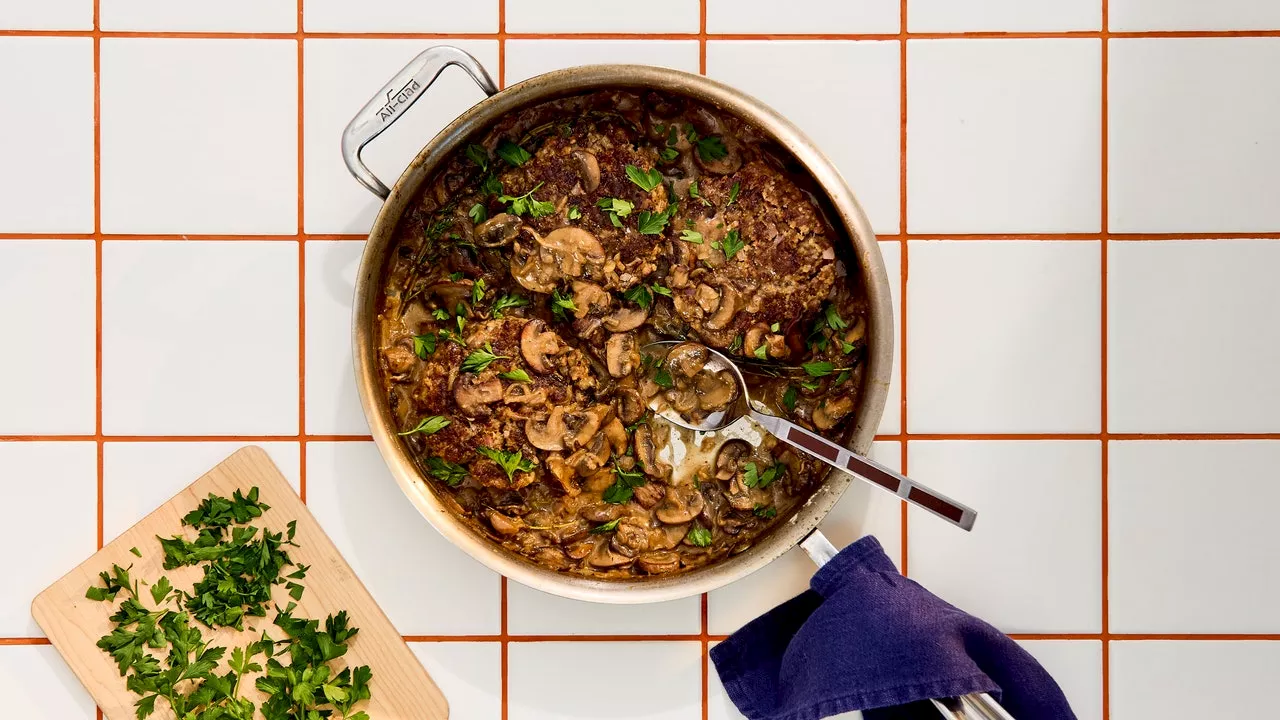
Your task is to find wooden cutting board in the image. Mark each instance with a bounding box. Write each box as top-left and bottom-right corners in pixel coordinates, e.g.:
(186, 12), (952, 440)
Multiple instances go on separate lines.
(32, 446), (449, 720)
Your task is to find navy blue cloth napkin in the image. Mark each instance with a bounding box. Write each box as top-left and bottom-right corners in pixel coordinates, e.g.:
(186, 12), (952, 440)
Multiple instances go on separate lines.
(711, 536), (1075, 720)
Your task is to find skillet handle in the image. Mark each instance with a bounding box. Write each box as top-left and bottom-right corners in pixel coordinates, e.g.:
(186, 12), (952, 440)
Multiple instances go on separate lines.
(341, 45), (499, 200)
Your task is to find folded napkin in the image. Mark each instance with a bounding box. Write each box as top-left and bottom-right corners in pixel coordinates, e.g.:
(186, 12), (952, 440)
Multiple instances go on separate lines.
(711, 536), (1075, 720)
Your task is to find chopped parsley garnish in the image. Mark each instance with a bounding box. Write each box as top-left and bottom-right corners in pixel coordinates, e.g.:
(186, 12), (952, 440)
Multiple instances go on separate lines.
(590, 518), (622, 534)
(568, 205), (581, 220)
(596, 197), (634, 227)
(481, 174), (503, 196)
(490, 293), (529, 318)
(470, 278), (486, 305)
(602, 464), (647, 504)
(397, 415), (451, 436)
(653, 366), (674, 388)
(498, 368), (531, 383)
(637, 203), (677, 235)
(659, 147), (679, 163)
(783, 384), (799, 412)
(652, 283), (672, 298)
(476, 446), (535, 481)
(770, 322), (780, 333)
(686, 525), (713, 547)
(688, 179), (713, 207)
(728, 181), (741, 206)
(425, 456), (468, 487)
(625, 164), (663, 192)
(465, 143), (489, 170)
(499, 181), (555, 217)
(825, 304), (849, 331)
(411, 333), (437, 359)
(728, 334), (744, 353)
(680, 229), (704, 244)
(551, 288), (577, 322)
(461, 343), (508, 373)
(800, 378), (822, 392)
(684, 123), (699, 142)
(468, 202), (487, 224)
(802, 360), (836, 378)
(623, 284), (654, 310)
(753, 504), (777, 519)
(696, 136), (728, 162)
(129, 546), (142, 557)
(719, 229), (744, 259)
(495, 139), (531, 167)
(841, 341), (857, 354)
(743, 462), (783, 489)
(834, 370), (852, 386)
(753, 343), (768, 360)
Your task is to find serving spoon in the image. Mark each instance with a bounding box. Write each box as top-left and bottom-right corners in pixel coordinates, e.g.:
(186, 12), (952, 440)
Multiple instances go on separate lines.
(642, 341), (977, 531)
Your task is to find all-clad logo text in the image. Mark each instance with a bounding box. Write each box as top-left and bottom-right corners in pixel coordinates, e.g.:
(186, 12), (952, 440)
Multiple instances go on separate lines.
(378, 78), (422, 122)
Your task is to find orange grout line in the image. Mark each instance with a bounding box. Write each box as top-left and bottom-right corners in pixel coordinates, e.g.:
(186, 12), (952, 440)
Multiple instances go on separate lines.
(7, 29), (1280, 40)
(1100, 3), (1111, 718)
(698, 0), (707, 75)
(12, 432), (1280, 443)
(500, 576), (509, 720)
(297, 0), (308, 504)
(0, 434), (373, 442)
(93, 0), (104, 560)
(497, 0), (506, 91)
(898, 0), (909, 578)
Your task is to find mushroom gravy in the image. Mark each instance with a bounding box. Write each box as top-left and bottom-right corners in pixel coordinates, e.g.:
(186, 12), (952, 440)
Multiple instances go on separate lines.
(376, 89), (871, 579)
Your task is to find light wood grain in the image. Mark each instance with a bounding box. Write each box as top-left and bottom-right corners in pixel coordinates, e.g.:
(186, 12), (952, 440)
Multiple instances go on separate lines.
(32, 446), (449, 720)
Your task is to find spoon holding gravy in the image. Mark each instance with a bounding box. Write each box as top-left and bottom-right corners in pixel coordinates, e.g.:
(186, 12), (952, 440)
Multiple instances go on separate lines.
(641, 341), (978, 531)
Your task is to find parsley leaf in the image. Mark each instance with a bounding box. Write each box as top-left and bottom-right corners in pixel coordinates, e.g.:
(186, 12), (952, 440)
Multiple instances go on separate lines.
(753, 343), (768, 360)
(802, 361), (837, 377)
(728, 181), (741, 206)
(602, 464), (647, 504)
(637, 204), (676, 235)
(568, 205), (581, 220)
(653, 366), (674, 388)
(835, 369), (852, 386)
(397, 415), (450, 436)
(498, 368), (531, 383)
(481, 174), (503, 196)
(461, 343), (508, 373)
(743, 462), (783, 489)
(728, 334), (744, 353)
(659, 147), (679, 163)
(499, 181), (555, 217)
(468, 202), (487, 224)
(551, 288), (577, 322)
(425, 456), (468, 487)
(652, 283), (672, 298)
(470, 278), (486, 305)
(680, 229), (704, 244)
(590, 518), (622, 534)
(824, 304), (849, 331)
(490, 293), (529, 318)
(720, 229), (745, 259)
(783, 384), (799, 412)
(465, 144), (489, 170)
(496, 139), (531, 167)
(625, 164), (663, 192)
(753, 504), (777, 519)
(476, 446), (535, 481)
(596, 197), (634, 227)
(696, 136), (728, 162)
(688, 179), (713, 207)
(412, 333), (437, 359)
(623, 284), (654, 310)
(149, 576), (172, 606)
(686, 525), (713, 547)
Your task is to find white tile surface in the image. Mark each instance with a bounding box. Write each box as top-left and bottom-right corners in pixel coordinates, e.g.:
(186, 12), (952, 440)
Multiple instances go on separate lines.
(1110, 641), (1280, 720)
(907, 39), (1101, 233)
(878, 241), (902, 435)
(507, 0), (699, 32)
(507, 582), (700, 636)
(1017, 641), (1103, 720)
(100, 0), (297, 31)
(707, 0), (899, 34)
(509, 642), (701, 719)
(0, 241), (96, 434)
(1108, 240), (1280, 432)
(1110, 441), (1280, 633)
(708, 442), (903, 636)
(504, 40), (700, 86)
(305, 442), (502, 635)
(304, 0), (496, 32)
(907, 441), (1102, 633)
(410, 643), (502, 719)
(910, 0), (1100, 32)
(706, 40), (901, 235)
(1111, 0), (1280, 31)
(303, 40), (498, 235)
(907, 241), (1101, 433)
(0, 0), (91, 29)
(0, 38), (94, 233)
(0, 645), (97, 719)
(1109, 39), (1280, 232)
(0, 442), (96, 637)
(102, 442), (301, 540)
(101, 241), (299, 435)
(305, 241), (369, 434)
(100, 39), (298, 234)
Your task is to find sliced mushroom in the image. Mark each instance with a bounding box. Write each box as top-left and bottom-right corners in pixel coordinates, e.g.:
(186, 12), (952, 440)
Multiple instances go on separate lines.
(453, 375), (503, 416)
(568, 405), (610, 449)
(580, 503), (623, 523)
(587, 542), (635, 569)
(384, 343), (417, 375)
(813, 394), (855, 431)
(631, 480), (666, 508)
(705, 284), (742, 331)
(603, 417), (628, 455)
(765, 333), (790, 360)
(665, 387), (699, 415)
(843, 316), (867, 345)
(616, 388), (645, 424)
(637, 551), (681, 575)
(545, 453), (580, 496)
(694, 370), (739, 412)
(570, 149), (601, 193)
(570, 280), (611, 319)
(566, 540), (595, 560)
(633, 424), (668, 477)
(486, 510), (521, 537)
(603, 305), (649, 332)
(666, 342), (709, 378)
(510, 227), (606, 293)
(743, 324), (768, 358)
(611, 518), (650, 557)
(533, 546), (569, 571)
(694, 284), (720, 314)
(473, 212), (521, 248)
(503, 382), (547, 407)
(605, 332), (639, 378)
(524, 406), (569, 451)
(566, 432), (610, 476)
(656, 485), (706, 525)
(520, 319), (561, 374)
(714, 439), (752, 481)
(650, 523), (689, 550)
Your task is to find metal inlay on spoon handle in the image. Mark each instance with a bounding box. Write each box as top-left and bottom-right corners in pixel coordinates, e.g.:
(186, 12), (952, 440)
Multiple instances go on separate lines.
(748, 410), (977, 531)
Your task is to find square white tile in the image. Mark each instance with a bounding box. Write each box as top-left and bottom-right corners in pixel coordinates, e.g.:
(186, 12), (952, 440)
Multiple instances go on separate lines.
(907, 440), (1102, 633)
(0, 38), (94, 232)
(906, 241), (1101, 433)
(1109, 39), (1280, 232)
(0, 0), (91, 29)
(509, 642), (701, 719)
(1110, 441), (1280, 633)
(709, 641), (862, 720)
(304, 0), (496, 32)
(909, 0), (1100, 32)
(504, 40), (700, 86)
(305, 442), (501, 635)
(907, 39), (1101, 233)
(0, 645), (96, 719)
(706, 40), (901, 235)
(303, 40), (499, 235)
(100, 39), (298, 234)
(102, 441), (301, 541)
(1111, 641), (1280, 719)
(708, 442), (903, 636)
(101, 241), (299, 435)
(0, 442), (96, 637)
(0, 241), (96, 434)
(507, 581), (700, 636)
(506, 0), (699, 32)
(305, 241), (369, 434)
(1110, 0), (1280, 31)
(1016, 640), (1102, 720)
(100, 0), (297, 31)
(409, 643), (502, 719)
(878, 241), (902, 435)
(1108, 240), (1280, 432)
(707, 0), (899, 34)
